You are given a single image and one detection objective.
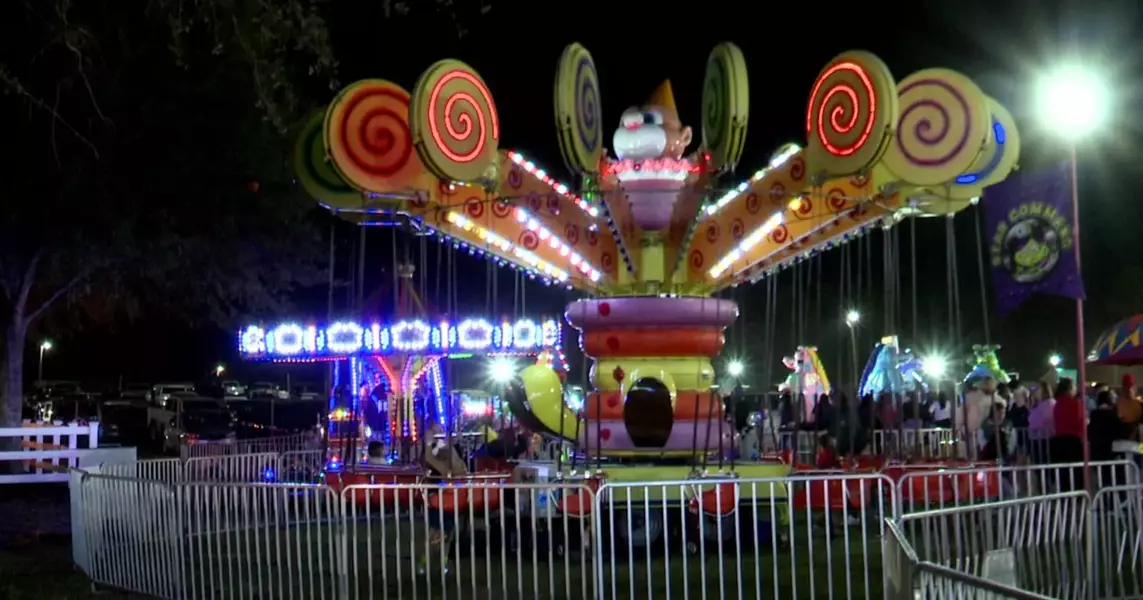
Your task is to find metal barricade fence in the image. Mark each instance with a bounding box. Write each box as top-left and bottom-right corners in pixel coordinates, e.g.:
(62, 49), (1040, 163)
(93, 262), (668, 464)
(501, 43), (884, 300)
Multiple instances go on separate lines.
(276, 449), (327, 483)
(1091, 484), (1143, 600)
(181, 432), (322, 460)
(871, 428), (958, 459)
(340, 480), (595, 600)
(101, 453), (283, 485)
(883, 519), (1057, 599)
(593, 473), (896, 600)
(178, 482), (342, 600)
(886, 492), (1092, 599)
(78, 472), (183, 598)
(894, 460), (1140, 515)
(72, 456), (1143, 600)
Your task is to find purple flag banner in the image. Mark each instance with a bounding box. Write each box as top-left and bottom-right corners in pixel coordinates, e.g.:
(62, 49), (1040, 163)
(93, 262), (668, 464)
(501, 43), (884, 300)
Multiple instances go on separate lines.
(983, 162), (1085, 316)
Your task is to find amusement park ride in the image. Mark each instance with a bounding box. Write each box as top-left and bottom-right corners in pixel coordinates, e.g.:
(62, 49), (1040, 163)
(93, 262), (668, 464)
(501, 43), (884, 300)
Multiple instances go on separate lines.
(238, 43), (1021, 516)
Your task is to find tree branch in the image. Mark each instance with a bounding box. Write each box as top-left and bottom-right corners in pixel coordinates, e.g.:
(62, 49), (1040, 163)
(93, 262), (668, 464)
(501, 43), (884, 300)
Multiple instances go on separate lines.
(0, 66), (100, 160)
(13, 250), (42, 321)
(26, 269), (90, 325)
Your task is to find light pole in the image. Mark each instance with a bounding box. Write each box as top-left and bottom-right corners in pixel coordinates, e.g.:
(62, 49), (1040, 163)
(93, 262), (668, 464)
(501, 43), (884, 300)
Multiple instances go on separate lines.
(38, 340), (53, 384)
(727, 359), (744, 382)
(1037, 63), (1108, 493)
(845, 310), (860, 392)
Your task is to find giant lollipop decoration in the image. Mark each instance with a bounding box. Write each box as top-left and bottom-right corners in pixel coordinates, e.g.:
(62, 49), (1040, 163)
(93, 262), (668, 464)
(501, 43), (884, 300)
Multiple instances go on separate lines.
(554, 43), (603, 175)
(324, 79), (422, 195)
(701, 42), (749, 171)
(411, 60), (501, 183)
(805, 51), (899, 178)
(947, 96), (1021, 199)
(881, 68), (991, 187)
(293, 109), (361, 209)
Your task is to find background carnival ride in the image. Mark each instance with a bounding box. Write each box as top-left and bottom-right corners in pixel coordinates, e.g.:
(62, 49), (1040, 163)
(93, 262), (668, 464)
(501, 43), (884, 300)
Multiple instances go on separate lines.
(777, 346), (831, 422)
(859, 335), (926, 397)
(243, 42), (1020, 513)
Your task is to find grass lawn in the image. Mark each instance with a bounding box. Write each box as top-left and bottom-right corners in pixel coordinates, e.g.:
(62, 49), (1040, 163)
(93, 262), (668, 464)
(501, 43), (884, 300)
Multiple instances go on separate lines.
(173, 511), (887, 600)
(0, 537), (146, 600)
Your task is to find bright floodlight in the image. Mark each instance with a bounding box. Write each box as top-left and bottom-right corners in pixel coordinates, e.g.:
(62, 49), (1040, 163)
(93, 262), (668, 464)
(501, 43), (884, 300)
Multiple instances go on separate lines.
(1037, 66), (1109, 140)
(727, 360), (745, 377)
(1049, 353), (1062, 368)
(40, 340), (52, 351)
(215, 364), (226, 376)
(845, 310), (860, 326)
(923, 355), (948, 378)
(489, 358), (516, 383)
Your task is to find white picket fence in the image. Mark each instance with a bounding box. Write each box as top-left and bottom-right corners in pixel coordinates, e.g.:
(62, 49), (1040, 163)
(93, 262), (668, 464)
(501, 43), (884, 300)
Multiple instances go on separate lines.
(1, 421), (102, 483)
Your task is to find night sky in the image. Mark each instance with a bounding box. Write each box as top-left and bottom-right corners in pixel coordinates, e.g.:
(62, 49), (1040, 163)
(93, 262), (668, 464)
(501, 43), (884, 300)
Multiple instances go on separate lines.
(44, 0), (1143, 392)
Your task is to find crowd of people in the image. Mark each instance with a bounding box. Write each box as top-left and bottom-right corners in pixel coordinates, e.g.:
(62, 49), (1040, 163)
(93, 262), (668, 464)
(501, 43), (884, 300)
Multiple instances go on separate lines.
(744, 374), (1143, 474)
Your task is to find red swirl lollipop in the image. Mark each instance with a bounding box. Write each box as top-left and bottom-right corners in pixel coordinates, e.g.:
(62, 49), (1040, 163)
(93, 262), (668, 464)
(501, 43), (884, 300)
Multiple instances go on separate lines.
(324, 80), (421, 193)
(805, 51), (898, 178)
(411, 60), (500, 183)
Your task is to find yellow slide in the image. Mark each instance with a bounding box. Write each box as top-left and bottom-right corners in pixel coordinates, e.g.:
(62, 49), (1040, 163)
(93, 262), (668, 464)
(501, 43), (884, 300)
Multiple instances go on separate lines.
(504, 365), (581, 441)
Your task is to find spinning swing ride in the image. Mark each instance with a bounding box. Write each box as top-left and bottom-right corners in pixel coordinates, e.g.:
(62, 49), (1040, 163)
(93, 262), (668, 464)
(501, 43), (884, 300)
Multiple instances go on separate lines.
(238, 43), (1021, 514)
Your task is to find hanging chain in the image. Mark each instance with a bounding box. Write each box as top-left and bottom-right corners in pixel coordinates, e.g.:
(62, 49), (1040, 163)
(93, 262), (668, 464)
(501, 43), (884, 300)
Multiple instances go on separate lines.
(973, 205), (992, 345)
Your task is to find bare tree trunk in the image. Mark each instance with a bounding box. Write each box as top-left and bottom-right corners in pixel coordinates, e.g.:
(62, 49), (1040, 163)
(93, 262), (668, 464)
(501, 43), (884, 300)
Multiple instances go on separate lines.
(0, 316), (26, 474)
(1, 320), (26, 430)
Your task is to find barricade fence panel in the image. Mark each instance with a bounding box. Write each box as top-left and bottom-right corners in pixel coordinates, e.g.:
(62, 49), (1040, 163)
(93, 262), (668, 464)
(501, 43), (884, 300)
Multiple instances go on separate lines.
(893, 492), (1092, 599)
(180, 432), (323, 460)
(341, 481), (595, 600)
(177, 482), (342, 600)
(895, 460), (1140, 515)
(1091, 484), (1143, 600)
(78, 472), (183, 599)
(72, 458), (1143, 600)
(593, 473), (896, 600)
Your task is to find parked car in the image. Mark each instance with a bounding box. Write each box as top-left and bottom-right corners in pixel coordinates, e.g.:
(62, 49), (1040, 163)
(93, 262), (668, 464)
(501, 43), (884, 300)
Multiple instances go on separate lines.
(120, 382), (153, 403)
(150, 382), (197, 408)
(249, 382), (289, 400)
(221, 380), (247, 398)
(229, 398), (323, 438)
(154, 397), (237, 453)
(30, 380), (89, 402)
(291, 385), (321, 402)
(98, 400), (148, 446)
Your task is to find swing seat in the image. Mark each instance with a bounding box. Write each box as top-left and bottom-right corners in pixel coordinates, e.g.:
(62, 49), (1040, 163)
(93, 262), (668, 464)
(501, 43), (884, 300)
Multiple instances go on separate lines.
(852, 455), (886, 471)
(687, 482), (738, 517)
(560, 477), (602, 517)
(792, 477), (872, 511)
(335, 468), (424, 508)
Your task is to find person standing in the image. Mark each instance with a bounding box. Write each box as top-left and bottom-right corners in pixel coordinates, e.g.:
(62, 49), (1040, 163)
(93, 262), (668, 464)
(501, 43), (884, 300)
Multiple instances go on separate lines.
(1007, 386), (1031, 459)
(1050, 378), (1086, 491)
(1028, 382), (1055, 463)
(1116, 374), (1141, 442)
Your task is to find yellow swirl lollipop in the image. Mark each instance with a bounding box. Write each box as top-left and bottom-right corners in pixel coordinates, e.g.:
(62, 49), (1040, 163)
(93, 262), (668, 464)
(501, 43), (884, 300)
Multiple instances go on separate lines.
(881, 68), (991, 187)
(554, 43), (603, 175)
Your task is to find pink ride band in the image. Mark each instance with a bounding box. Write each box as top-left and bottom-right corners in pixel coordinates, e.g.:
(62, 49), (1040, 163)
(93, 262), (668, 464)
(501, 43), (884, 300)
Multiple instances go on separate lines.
(565, 297), (739, 329)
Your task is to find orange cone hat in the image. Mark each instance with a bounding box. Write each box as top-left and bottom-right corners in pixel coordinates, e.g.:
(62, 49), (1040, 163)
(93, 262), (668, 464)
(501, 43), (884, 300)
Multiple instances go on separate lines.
(647, 80), (677, 114)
